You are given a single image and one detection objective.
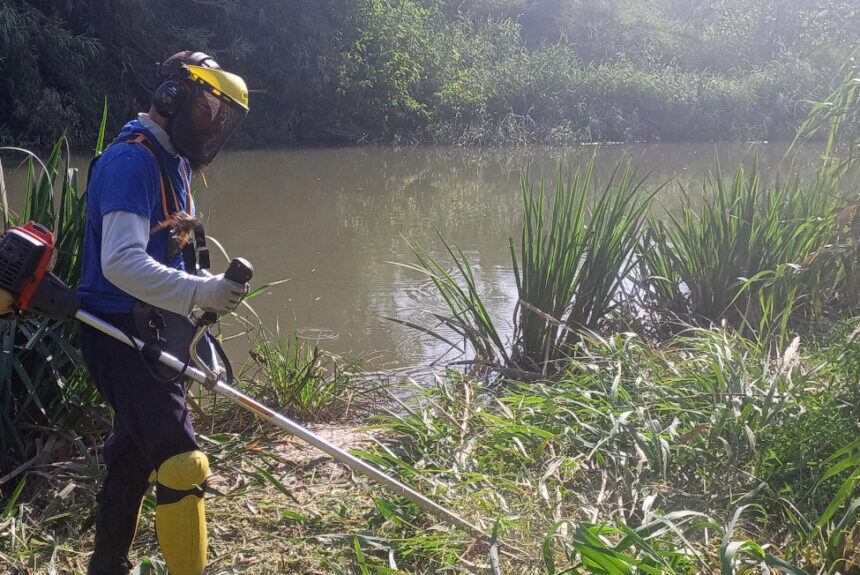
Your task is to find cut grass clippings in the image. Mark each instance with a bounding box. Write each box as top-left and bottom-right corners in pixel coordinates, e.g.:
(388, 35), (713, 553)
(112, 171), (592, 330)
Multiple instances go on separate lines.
(1, 425), (441, 575)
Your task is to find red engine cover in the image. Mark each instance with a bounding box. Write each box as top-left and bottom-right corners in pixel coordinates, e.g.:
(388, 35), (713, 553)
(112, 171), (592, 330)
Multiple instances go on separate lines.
(13, 222), (56, 311)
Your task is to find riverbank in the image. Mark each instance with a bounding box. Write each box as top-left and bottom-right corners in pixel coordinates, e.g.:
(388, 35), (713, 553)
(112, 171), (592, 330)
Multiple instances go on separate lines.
(3, 322), (860, 573)
(1, 423), (391, 574)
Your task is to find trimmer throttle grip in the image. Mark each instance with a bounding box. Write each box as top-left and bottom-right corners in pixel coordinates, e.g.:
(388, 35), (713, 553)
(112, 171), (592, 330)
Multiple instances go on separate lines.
(197, 258), (254, 327)
(225, 258), (253, 284)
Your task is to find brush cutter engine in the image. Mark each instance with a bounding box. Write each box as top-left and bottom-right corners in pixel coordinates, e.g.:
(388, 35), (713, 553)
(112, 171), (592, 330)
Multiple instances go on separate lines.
(0, 222), (80, 321)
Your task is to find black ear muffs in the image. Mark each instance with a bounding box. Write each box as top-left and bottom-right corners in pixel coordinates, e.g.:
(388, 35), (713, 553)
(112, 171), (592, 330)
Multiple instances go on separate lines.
(151, 51), (218, 118)
(152, 80), (187, 118)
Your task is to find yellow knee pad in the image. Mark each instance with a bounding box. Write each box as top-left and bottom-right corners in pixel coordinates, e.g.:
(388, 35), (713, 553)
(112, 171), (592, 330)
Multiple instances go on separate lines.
(155, 451), (209, 575)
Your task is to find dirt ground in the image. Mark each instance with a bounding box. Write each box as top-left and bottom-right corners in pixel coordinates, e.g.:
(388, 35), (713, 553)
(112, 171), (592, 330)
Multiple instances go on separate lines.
(3, 424), (419, 575)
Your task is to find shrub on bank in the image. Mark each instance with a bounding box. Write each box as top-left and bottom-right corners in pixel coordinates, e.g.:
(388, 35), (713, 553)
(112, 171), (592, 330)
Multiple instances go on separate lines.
(644, 161), (845, 342)
(424, 52), (818, 145)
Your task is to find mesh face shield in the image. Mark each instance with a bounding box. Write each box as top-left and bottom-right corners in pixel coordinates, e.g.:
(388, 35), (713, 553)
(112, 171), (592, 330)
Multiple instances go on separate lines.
(171, 83), (247, 167)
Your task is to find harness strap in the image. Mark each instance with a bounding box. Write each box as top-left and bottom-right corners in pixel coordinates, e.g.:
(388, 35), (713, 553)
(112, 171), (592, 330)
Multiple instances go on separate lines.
(128, 135), (201, 272)
(99, 131), (192, 224)
(124, 133), (182, 220)
(91, 130), (207, 273)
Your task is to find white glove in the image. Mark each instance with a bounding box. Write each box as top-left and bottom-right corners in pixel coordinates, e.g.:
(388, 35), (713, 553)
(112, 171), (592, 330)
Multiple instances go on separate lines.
(192, 273), (247, 313)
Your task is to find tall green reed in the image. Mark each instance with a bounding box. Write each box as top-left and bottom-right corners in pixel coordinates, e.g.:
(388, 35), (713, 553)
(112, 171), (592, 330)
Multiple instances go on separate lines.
(398, 155), (653, 375)
(401, 153), (852, 373)
(398, 234), (511, 368)
(644, 159), (841, 344)
(790, 48), (860, 174)
(801, 437), (860, 571)
(789, 52), (860, 326)
(512, 156), (654, 371)
(0, 108), (106, 473)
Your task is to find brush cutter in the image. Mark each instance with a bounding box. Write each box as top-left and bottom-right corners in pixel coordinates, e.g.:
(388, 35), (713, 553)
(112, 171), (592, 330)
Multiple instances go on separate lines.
(0, 222), (496, 547)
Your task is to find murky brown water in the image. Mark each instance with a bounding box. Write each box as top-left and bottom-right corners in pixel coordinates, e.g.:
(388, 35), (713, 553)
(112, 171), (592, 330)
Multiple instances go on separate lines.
(2, 143), (818, 369)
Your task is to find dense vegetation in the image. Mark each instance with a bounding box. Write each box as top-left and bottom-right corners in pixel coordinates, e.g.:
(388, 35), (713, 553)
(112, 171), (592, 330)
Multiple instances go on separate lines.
(0, 136), (96, 472)
(361, 65), (860, 571)
(3, 11), (860, 575)
(1, 0), (858, 148)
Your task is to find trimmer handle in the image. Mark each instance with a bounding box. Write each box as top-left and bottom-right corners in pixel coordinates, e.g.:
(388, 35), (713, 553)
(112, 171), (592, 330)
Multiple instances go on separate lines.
(225, 257), (254, 284)
(198, 258), (254, 326)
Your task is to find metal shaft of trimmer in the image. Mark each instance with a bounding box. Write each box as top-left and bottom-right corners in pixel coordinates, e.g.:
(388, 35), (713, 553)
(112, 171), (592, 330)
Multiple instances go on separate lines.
(73, 308), (488, 542)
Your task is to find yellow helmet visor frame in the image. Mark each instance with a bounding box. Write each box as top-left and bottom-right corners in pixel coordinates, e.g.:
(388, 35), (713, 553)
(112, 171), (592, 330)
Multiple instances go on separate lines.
(184, 64), (249, 111)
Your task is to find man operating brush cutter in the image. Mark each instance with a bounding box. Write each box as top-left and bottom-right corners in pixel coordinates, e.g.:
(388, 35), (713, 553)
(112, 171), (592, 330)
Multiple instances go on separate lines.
(0, 52), (512, 575)
(75, 51), (250, 575)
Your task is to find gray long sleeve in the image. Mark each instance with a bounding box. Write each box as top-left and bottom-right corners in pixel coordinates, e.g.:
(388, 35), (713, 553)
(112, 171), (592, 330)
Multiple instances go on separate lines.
(101, 210), (205, 315)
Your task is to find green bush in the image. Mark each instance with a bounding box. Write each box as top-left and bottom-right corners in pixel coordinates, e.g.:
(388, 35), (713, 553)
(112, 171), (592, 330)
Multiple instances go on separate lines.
(241, 332), (375, 422)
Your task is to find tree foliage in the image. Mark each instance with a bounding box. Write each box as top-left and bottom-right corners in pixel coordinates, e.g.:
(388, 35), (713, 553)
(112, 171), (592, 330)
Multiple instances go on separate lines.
(0, 0), (857, 147)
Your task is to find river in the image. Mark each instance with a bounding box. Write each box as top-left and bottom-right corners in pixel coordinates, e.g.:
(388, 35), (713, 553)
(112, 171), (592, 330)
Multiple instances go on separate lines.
(2, 142), (818, 370)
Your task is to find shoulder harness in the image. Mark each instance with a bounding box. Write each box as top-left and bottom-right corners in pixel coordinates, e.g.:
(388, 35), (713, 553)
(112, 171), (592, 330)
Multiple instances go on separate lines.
(88, 132), (211, 274)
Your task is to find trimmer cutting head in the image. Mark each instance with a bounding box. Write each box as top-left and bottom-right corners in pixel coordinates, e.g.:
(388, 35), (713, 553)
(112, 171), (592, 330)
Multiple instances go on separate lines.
(0, 222), (80, 321)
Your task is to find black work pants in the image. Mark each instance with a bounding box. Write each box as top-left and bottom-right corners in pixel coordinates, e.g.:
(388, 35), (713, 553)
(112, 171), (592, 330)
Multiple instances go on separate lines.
(79, 313), (199, 575)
